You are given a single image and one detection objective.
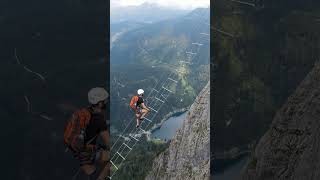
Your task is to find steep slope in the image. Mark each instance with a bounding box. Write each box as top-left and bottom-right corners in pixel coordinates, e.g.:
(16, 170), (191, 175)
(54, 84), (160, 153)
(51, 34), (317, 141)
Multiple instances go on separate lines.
(242, 62), (320, 180)
(145, 82), (210, 180)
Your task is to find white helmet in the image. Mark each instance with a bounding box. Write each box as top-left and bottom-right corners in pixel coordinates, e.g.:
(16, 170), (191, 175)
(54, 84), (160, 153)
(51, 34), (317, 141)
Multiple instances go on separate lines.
(88, 87), (109, 105)
(137, 89), (144, 95)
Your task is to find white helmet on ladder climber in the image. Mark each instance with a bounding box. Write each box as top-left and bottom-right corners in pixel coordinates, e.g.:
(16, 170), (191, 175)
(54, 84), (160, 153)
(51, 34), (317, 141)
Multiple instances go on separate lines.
(137, 89), (144, 95)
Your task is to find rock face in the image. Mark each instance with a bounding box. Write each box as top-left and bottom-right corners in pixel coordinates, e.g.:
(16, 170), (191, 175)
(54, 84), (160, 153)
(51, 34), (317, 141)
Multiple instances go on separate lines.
(145, 82), (210, 180)
(242, 63), (320, 180)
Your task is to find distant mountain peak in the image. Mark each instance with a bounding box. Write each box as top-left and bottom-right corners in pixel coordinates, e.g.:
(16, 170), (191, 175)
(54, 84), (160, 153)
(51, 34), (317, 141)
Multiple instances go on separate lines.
(111, 2), (190, 23)
(140, 2), (159, 8)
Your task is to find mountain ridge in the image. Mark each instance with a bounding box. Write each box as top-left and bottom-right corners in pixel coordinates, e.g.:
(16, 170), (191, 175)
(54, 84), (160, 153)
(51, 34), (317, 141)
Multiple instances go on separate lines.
(111, 3), (190, 23)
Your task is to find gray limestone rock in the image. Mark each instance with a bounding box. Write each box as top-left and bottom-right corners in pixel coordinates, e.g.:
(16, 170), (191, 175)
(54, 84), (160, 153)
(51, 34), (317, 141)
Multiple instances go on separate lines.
(242, 63), (320, 180)
(145, 82), (210, 180)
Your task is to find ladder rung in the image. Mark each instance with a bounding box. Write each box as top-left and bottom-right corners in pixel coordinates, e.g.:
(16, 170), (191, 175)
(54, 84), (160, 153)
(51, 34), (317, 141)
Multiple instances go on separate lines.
(129, 134), (139, 141)
(168, 78), (178, 83)
(144, 117), (152, 122)
(139, 127), (146, 133)
(117, 151), (125, 160)
(186, 51), (196, 55)
(155, 97), (165, 103)
(149, 107), (158, 113)
(152, 88), (159, 93)
(192, 42), (203, 46)
(120, 135), (130, 141)
(110, 160), (118, 170)
(200, 32), (210, 36)
(160, 94), (167, 99)
(123, 143), (132, 150)
(231, 0), (255, 7)
(180, 61), (192, 64)
(162, 86), (173, 93)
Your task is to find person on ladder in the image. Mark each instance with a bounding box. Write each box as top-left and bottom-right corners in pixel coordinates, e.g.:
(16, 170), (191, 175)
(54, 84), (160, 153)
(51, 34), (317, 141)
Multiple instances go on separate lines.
(130, 89), (150, 128)
(64, 87), (110, 180)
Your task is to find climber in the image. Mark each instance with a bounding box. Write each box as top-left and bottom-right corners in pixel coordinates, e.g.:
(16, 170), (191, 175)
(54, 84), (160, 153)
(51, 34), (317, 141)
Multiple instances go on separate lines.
(130, 89), (150, 128)
(64, 87), (110, 180)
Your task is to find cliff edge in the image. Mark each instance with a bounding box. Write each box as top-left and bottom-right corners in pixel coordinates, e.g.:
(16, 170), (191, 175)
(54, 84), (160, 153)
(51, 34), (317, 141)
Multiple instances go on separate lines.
(145, 82), (210, 180)
(242, 63), (320, 180)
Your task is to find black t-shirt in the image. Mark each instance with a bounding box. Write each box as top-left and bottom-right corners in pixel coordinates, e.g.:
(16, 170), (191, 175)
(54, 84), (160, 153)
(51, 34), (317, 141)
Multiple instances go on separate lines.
(136, 96), (144, 107)
(85, 111), (108, 145)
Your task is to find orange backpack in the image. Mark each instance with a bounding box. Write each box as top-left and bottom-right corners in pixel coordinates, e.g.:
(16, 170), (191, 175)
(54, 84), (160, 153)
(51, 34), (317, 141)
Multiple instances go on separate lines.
(130, 95), (139, 110)
(63, 108), (91, 152)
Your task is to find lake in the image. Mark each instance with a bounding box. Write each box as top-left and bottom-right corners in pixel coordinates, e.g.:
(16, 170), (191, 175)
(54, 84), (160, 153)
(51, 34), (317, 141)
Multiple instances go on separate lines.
(151, 111), (187, 140)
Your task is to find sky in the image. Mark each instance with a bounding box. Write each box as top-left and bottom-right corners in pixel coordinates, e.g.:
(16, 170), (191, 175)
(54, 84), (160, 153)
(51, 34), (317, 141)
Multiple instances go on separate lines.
(111, 0), (210, 10)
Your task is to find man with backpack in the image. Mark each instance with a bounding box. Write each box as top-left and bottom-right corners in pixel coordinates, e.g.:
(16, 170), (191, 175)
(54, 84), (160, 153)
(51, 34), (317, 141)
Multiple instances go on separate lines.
(64, 87), (110, 180)
(130, 89), (150, 128)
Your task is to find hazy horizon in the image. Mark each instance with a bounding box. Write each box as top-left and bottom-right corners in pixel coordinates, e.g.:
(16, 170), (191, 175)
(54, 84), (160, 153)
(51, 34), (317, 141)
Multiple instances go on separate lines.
(111, 0), (209, 10)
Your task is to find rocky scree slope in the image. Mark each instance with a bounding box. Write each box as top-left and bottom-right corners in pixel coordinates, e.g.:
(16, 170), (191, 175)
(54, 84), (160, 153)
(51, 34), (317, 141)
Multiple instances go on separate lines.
(242, 63), (320, 180)
(145, 82), (210, 180)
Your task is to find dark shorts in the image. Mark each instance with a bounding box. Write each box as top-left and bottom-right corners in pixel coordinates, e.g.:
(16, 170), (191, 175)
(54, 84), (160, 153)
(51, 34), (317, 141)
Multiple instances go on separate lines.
(135, 106), (142, 114)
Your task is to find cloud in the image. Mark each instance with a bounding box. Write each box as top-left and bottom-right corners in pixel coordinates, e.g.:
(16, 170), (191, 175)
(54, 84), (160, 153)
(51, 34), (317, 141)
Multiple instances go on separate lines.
(111, 0), (209, 10)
